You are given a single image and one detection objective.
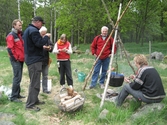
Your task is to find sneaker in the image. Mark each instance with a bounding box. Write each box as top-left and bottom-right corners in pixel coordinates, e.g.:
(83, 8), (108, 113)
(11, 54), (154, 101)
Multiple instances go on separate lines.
(69, 85), (73, 89)
(61, 85), (65, 89)
(88, 85), (95, 89)
(100, 84), (105, 89)
(26, 106), (40, 111)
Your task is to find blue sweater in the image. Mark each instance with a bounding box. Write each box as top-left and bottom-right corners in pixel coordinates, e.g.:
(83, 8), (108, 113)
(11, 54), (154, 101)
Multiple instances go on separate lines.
(23, 24), (49, 65)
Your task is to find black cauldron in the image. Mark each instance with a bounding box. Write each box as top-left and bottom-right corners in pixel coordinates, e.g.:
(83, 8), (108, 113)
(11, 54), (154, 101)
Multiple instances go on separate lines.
(109, 72), (124, 87)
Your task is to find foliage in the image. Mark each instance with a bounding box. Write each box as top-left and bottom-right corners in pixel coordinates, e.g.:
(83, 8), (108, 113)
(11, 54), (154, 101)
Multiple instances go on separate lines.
(0, 42), (167, 124)
(0, 0), (167, 45)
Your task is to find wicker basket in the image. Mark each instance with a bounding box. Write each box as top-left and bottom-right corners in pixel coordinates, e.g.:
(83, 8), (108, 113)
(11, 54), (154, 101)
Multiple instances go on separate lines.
(55, 88), (85, 112)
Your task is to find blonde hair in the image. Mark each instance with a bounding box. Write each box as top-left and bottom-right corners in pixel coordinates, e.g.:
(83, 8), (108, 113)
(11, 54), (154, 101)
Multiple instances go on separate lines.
(12, 19), (22, 28)
(60, 34), (67, 41)
(134, 54), (148, 66)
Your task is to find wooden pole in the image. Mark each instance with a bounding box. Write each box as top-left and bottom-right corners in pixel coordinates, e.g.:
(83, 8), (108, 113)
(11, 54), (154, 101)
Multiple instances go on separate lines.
(149, 41), (151, 61)
(100, 0), (121, 108)
(101, 0), (135, 74)
(83, 0), (132, 91)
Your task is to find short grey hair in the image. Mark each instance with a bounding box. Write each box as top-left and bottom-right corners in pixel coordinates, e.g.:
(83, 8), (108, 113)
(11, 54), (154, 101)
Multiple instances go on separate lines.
(101, 26), (108, 31)
(39, 26), (47, 33)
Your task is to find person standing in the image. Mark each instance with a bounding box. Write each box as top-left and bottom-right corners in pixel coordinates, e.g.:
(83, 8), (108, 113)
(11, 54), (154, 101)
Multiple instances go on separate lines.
(23, 16), (51, 111)
(52, 34), (73, 89)
(6, 19), (25, 102)
(89, 26), (117, 89)
(39, 26), (53, 94)
(115, 54), (166, 107)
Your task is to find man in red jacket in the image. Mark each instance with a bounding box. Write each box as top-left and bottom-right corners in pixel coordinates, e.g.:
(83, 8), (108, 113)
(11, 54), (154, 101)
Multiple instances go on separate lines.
(6, 19), (25, 102)
(88, 26), (117, 89)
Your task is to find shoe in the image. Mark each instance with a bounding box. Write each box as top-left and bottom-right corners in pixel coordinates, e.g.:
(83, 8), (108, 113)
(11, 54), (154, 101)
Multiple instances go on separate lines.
(18, 95), (26, 98)
(35, 101), (45, 105)
(69, 85), (73, 89)
(11, 98), (22, 102)
(61, 85), (65, 89)
(43, 91), (51, 94)
(87, 85), (95, 89)
(100, 84), (105, 89)
(26, 106), (40, 111)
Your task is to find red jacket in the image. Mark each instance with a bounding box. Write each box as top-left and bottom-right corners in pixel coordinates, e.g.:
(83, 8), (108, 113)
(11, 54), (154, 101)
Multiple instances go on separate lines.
(6, 28), (24, 62)
(57, 41), (70, 60)
(91, 35), (117, 59)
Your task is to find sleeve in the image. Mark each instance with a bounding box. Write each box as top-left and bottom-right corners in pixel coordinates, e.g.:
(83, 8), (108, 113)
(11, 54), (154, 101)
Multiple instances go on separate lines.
(52, 42), (59, 54)
(91, 36), (99, 55)
(129, 76), (143, 90)
(48, 39), (54, 52)
(66, 43), (73, 54)
(31, 31), (48, 47)
(6, 34), (17, 61)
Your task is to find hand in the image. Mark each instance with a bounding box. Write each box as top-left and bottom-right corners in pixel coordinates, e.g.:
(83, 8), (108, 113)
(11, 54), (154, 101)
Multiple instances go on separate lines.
(43, 45), (50, 50)
(129, 75), (135, 79)
(45, 33), (51, 37)
(94, 54), (97, 57)
(62, 48), (67, 52)
(124, 77), (131, 83)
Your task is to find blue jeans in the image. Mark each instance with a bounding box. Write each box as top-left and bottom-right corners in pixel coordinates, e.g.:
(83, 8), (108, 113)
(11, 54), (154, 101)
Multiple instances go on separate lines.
(42, 64), (49, 92)
(116, 84), (163, 106)
(90, 57), (110, 87)
(10, 60), (23, 100)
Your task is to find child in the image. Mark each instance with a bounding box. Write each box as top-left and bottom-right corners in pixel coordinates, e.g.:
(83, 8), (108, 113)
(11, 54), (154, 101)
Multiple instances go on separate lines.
(52, 34), (73, 89)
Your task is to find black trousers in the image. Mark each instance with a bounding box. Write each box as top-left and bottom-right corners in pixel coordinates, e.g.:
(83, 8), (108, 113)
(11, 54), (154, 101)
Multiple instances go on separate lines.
(59, 60), (73, 86)
(26, 62), (42, 108)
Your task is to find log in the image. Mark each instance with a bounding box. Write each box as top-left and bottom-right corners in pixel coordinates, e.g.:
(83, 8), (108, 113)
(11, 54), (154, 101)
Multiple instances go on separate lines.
(65, 97), (84, 109)
(65, 98), (84, 111)
(60, 96), (72, 102)
(61, 95), (81, 105)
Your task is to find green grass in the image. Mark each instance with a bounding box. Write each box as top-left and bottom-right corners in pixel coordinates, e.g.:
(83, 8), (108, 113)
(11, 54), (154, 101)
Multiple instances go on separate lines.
(0, 42), (167, 125)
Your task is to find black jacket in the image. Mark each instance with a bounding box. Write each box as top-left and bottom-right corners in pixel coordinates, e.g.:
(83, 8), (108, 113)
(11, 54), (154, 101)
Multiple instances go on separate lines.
(130, 66), (166, 99)
(23, 24), (50, 65)
(42, 39), (53, 65)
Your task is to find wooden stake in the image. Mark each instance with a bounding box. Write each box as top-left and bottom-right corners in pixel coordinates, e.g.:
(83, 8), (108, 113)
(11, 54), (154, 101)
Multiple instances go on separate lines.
(83, 0), (133, 91)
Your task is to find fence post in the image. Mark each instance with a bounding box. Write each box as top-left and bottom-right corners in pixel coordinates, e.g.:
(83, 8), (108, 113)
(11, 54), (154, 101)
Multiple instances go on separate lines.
(149, 41), (151, 61)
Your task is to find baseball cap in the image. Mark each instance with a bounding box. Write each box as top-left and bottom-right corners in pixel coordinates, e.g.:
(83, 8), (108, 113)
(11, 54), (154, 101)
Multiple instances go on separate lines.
(32, 16), (45, 24)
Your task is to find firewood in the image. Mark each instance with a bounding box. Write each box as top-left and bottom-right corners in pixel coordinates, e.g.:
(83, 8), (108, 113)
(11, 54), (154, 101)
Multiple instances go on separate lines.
(61, 94), (81, 105)
(66, 98), (84, 111)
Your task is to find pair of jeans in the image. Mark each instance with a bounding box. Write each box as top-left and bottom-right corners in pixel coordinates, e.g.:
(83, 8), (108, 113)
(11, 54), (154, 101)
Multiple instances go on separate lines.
(90, 57), (110, 87)
(10, 60), (23, 100)
(42, 64), (49, 92)
(116, 84), (163, 106)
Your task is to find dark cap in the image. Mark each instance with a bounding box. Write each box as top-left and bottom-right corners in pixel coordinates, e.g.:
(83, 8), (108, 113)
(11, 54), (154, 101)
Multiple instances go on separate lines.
(32, 16), (45, 24)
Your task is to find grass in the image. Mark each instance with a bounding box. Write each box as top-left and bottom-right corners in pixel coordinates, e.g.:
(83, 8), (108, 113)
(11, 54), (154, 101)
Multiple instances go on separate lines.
(0, 42), (167, 125)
